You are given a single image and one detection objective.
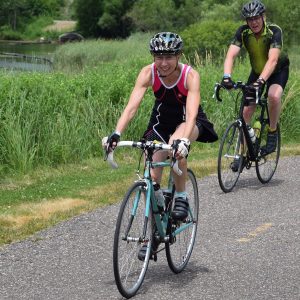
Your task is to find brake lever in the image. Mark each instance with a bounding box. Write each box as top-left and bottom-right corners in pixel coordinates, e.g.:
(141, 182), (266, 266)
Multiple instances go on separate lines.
(102, 136), (118, 168)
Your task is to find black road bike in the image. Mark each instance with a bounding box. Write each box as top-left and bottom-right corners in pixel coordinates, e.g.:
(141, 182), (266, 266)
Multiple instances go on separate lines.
(214, 81), (281, 193)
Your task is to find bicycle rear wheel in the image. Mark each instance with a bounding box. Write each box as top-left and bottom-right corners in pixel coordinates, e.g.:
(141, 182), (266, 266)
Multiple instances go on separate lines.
(218, 121), (244, 192)
(165, 169), (199, 273)
(113, 181), (152, 299)
(256, 124), (281, 183)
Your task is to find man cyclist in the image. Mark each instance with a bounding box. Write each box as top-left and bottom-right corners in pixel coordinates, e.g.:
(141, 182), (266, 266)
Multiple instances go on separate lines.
(221, 0), (289, 169)
(105, 32), (217, 221)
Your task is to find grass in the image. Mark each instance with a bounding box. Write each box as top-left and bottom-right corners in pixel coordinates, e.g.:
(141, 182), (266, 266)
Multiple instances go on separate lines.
(0, 57), (298, 177)
(0, 143), (299, 247)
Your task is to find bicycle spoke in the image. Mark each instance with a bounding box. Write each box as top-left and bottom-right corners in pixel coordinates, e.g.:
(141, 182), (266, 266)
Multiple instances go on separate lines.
(256, 124), (280, 183)
(113, 182), (152, 298)
(166, 169), (199, 273)
(218, 122), (243, 192)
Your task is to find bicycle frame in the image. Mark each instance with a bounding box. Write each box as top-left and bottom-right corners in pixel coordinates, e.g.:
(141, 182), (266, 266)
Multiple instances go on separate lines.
(105, 139), (195, 244)
(138, 156), (195, 244)
(215, 81), (270, 162)
(143, 160), (173, 241)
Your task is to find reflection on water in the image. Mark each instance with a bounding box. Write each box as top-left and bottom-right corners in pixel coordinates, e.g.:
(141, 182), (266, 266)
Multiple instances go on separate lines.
(0, 41), (58, 72)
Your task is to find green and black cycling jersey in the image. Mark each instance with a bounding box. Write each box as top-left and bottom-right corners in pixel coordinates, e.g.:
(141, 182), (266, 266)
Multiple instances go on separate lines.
(231, 22), (289, 75)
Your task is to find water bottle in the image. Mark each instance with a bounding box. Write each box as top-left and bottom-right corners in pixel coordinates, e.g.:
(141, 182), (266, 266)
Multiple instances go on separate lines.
(247, 125), (256, 143)
(153, 182), (165, 211)
(253, 120), (261, 138)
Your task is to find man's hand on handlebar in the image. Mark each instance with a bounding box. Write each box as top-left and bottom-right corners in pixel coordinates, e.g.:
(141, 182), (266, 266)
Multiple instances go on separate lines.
(221, 75), (235, 90)
(246, 77), (265, 101)
(250, 77), (265, 92)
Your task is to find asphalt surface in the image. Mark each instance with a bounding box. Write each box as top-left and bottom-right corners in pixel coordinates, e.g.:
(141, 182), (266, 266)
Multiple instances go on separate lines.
(0, 156), (299, 300)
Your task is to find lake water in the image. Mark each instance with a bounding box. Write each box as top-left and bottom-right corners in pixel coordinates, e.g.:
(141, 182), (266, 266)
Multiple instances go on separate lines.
(0, 41), (58, 72)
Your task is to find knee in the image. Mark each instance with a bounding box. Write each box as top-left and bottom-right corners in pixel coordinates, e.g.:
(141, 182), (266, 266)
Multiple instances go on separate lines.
(243, 107), (254, 120)
(268, 92), (281, 105)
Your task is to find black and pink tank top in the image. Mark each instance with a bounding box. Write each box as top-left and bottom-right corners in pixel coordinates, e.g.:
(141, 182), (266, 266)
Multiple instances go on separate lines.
(148, 63), (192, 129)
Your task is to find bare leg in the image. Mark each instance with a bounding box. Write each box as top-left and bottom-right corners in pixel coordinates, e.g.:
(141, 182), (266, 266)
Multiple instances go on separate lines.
(168, 123), (199, 192)
(243, 104), (256, 124)
(268, 84), (283, 130)
(151, 150), (169, 184)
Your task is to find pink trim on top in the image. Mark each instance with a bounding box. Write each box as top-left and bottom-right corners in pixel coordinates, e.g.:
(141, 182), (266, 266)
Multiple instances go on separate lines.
(177, 64), (191, 96)
(152, 63), (161, 92)
(151, 63), (191, 96)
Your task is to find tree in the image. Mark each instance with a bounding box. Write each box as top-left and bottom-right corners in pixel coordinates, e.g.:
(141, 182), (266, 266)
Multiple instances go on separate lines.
(127, 0), (176, 32)
(0, 0), (28, 30)
(74, 0), (136, 38)
(97, 0), (135, 38)
(264, 0), (300, 45)
(74, 0), (103, 37)
(128, 0), (204, 32)
(181, 19), (241, 60)
(0, 0), (63, 31)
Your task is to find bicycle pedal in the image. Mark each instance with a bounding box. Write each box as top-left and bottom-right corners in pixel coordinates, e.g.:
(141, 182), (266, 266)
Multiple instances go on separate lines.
(245, 162), (252, 169)
(151, 253), (158, 262)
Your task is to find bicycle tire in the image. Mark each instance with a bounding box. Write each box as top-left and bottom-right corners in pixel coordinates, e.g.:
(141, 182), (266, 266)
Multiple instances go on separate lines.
(165, 169), (199, 273)
(113, 181), (152, 299)
(217, 121), (244, 192)
(256, 123), (281, 183)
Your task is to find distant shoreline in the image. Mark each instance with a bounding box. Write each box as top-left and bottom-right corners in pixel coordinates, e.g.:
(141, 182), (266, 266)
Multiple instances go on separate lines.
(0, 39), (56, 45)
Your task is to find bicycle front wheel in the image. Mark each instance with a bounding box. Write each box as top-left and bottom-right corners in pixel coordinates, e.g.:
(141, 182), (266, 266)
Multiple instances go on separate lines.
(256, 124), (281, 183)
(165, 169), (199, 273)
(218, 121), (244, 192)
(113, 181), (152, 299)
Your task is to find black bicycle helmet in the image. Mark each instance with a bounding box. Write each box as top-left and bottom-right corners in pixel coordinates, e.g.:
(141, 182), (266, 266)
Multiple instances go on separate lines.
(242, 1), (265, 19)
(149, 32), (183, 55)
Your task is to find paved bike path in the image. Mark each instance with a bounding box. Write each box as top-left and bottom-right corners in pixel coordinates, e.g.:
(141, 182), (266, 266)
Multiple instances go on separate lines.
(0, 156), (299, 300)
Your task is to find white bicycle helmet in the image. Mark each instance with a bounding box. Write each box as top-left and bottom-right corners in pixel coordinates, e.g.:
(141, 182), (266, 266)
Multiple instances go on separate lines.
(149, 32), (183, 55)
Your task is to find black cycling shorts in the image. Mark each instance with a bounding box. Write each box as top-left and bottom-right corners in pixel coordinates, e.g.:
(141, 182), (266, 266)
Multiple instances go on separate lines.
(143, 122), (204, 143)
(247, 65), (289, 91)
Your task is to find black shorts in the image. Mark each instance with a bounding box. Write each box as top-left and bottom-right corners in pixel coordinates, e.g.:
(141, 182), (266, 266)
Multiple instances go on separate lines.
(143, 106), (218, 144)
(247, 65), (289, 92)
(143, 122), (204, 143)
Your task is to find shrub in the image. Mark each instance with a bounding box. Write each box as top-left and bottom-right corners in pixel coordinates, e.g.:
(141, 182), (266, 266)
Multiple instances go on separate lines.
(181, 20), (242, 62)
(0, 25), (23, 40)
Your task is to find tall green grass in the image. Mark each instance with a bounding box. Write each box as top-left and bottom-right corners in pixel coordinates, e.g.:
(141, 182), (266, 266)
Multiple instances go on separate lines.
(0, 37), (299, 176)
(53, 32), (153, 72)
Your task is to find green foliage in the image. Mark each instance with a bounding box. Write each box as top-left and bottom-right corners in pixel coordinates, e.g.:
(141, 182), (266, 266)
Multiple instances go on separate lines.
(0, 37), (299, 176)
(181, 20), (242, 62)
(0, 0), (299, 45)
(201, 0), (243, 22)
(97, 0), (135, 38)
(0, 55), (150, 174)
(74, 0), (136, 38)
(128, 0), (204, 32)
(0, 0), (62, 32)
(128, 0), (176, 32)
(53, 33), (151, 71)
(22, 16), (54, 39)
(0, 25), (24, 40)
(74, 0), (103, 37)
(263, 0), (300, 45)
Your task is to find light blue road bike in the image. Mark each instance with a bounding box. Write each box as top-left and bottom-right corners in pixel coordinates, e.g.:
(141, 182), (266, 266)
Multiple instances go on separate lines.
(105, 140), (199, 298)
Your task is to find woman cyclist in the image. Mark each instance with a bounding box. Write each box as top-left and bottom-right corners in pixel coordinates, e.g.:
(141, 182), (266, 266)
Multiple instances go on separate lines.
(105, 32), (218, 221)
